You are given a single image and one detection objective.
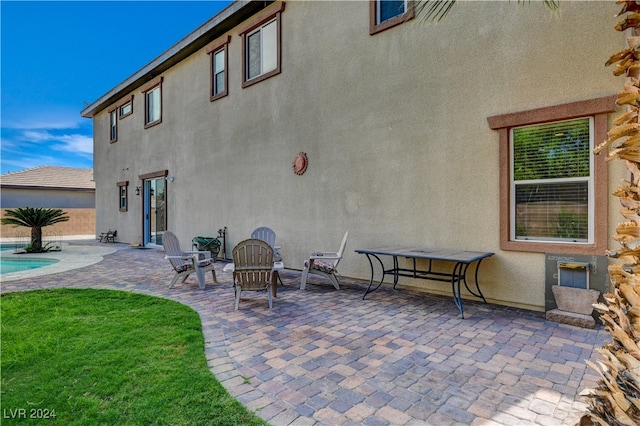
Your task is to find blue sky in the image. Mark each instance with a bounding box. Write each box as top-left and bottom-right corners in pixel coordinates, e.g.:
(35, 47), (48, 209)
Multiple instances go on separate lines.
(1, 0), (231, 175)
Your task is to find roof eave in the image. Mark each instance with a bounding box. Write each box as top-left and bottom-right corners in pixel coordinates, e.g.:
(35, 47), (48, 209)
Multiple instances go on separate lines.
(81, 1), (271, 118)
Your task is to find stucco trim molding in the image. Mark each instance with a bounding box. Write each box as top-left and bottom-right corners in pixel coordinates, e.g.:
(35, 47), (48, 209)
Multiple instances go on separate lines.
(139, 170), (168, 180)
(487, 95), (617, 256)
(487, 96), (617, 130)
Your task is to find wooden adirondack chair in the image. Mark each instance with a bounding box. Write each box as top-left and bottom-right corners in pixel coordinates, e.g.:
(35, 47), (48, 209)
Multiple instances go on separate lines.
(232, 238), (274, 310)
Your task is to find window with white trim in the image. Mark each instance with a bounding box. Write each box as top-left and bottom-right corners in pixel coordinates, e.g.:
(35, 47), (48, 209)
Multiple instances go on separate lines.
(370, 0), (413, 35)
(377, 0), (406, 23)
(487, 96), (614, 255)
(247, 19), (277, 81)
(119, 99), (132, 118)
(117, 181), (128, 212)
(511, 118), (593, 243)
(143, 78), (163, 128)
(213, 50), (226, 96)
(109, 109), (117, 143)
(207, 36), (230, 101)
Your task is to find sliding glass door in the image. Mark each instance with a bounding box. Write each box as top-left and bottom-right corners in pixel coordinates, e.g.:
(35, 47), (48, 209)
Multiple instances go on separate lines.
(143, 177), (166, 246)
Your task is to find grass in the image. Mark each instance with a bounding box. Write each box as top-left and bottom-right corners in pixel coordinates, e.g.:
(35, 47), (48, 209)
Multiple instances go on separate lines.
(1, 289), (268, 425)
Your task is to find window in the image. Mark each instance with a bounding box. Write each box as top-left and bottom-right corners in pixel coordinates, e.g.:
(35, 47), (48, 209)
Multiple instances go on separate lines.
(109, 109), (117, 142)
(247, 20), (277, 80)
(119, 96), (133, 118)
(142, 77), (163, 128)
(487, 96), (616, 255)
(206, 35), (230, 101)
(117, 181), (129, 212)
(370, 0), (414, 35)
(213, 50), (226, 95)
(239, 2), (284, 88)
(511, 118), (593, 243)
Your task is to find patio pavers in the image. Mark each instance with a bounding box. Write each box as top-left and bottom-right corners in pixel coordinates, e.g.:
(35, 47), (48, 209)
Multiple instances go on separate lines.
(0, 241), (609, 425)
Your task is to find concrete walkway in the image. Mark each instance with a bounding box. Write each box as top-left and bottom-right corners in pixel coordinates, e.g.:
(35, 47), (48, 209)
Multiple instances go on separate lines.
(0, 240), (608, 425)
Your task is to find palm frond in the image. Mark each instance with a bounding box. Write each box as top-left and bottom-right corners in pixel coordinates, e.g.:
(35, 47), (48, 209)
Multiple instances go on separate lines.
(414, 0), (457, 23)
(414, 0), (560, 23)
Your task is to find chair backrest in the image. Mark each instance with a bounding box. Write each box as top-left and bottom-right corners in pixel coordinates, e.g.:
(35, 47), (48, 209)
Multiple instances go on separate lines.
(232, 239), (274, 291)
(334, 231), (349, 268)
(251, 227), (276, 249)
(163, 231), (187, 271)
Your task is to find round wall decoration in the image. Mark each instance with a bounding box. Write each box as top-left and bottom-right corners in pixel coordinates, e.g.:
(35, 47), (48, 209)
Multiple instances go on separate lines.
(292, 152), (308, 175)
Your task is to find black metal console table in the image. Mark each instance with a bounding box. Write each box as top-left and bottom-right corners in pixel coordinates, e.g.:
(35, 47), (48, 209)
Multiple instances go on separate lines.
(355, 246), (495, 318)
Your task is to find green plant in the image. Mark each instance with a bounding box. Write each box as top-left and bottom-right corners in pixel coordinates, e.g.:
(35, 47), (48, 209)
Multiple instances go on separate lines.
(192, 236), (222, 258)
(1, 289), (267, 425)
(555, 210), (587, 240)
(1, 207), (69, 253)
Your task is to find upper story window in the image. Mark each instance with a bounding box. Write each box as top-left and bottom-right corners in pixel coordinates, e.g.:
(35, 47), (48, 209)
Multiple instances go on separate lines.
(370, 0), (414, 35)
(109, 109), (118, 143)
(206, 36), (230, 101)
(142, 77), (163, 128)
(487, 96), (616, 255)
(119, 96), (133, 118)
(239, 2), (284, 88)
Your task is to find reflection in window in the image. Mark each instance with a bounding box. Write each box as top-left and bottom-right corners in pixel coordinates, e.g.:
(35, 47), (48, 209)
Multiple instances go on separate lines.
(511, 118), (593, 243)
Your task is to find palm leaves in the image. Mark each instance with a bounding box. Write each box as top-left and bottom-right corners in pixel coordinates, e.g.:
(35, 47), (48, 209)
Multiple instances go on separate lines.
(1, 207), (69, 252)
(414, 0), (560, 22)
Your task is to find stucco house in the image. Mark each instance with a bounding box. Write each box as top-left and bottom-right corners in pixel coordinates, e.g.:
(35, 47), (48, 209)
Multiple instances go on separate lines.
(0, 166), (95, 238)
(81, 0), (625, 313)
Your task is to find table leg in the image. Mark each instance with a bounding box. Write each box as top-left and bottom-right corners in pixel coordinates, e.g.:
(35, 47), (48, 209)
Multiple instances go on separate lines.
(449, 262), (465, 318)
(462, 259), (488, 303)
(362, 253), (386, 299)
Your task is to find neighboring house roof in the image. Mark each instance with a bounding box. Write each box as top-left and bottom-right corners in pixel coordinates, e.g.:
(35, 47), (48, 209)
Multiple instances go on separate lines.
(81, 0), (270, 118)
(0, 166), (95, 191)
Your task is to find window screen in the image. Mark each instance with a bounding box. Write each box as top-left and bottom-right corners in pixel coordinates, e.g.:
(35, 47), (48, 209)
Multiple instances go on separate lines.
(511, 118), (593, 242)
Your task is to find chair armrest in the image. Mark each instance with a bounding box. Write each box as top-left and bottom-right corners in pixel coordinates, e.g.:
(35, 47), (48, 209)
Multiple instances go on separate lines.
(165, 254), (196, 262)
(310, 252), (339, 260)
(182, 250), (212, 259)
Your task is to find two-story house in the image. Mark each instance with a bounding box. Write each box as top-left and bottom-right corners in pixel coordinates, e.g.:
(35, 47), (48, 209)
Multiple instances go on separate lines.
(81, 0), (625, 313)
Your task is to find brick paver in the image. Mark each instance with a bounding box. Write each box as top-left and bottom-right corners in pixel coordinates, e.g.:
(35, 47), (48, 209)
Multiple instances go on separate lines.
(1, 241), (609, 425)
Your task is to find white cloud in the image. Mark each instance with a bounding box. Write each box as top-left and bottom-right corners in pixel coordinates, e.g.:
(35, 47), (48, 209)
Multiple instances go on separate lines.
(20, 130), (55, 143)
(5, 117), (84, 130)
(14, 130), (93, 155)
(3, 108), (87, 130)
(57, 134), (93, 155)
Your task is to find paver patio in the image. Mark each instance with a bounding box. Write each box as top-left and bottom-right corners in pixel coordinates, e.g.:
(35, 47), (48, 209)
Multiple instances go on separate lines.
(0, 240), (609, 425)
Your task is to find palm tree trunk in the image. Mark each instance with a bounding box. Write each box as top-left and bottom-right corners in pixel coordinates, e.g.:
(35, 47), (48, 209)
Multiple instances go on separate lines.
(31, 226), (42, 252)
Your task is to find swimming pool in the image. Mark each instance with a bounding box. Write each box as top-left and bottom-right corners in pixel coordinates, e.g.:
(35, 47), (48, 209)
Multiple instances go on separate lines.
(0, 258), (59, 274)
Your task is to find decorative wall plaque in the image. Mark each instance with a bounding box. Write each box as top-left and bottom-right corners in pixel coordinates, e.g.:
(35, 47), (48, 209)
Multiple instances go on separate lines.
(293, 152), (308, 175)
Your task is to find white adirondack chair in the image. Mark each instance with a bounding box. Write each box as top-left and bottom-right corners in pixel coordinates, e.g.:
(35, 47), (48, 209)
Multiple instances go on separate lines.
(163, 231), (217, 290)
(300, 231), (349, 290)
(251, 227), (282, 261)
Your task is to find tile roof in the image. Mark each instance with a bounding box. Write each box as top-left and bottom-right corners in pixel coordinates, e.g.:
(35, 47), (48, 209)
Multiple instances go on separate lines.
(0, 166), (95, 190)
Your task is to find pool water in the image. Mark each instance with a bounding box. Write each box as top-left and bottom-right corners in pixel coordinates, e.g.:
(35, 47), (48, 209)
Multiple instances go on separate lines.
(0, 258), (59, 274)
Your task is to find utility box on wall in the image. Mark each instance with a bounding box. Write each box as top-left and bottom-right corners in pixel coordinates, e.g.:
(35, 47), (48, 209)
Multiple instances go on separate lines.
(557, 261), (590, 289)
(545, 253), (609, 316)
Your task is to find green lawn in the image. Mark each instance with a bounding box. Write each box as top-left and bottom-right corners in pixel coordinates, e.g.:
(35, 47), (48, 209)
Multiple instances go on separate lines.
(1, 289), (267, 425)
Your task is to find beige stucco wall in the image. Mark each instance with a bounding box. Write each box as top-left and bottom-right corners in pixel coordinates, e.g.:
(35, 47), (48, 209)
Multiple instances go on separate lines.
(92, 1), (626, 311)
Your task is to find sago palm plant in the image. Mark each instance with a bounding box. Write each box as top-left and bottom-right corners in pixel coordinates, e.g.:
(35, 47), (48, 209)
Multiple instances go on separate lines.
(1, 207), (69, 252)
(578, 2), (640, 424)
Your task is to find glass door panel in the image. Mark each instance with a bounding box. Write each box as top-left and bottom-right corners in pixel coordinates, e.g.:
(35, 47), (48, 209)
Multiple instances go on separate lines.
(144, 178), (166, 246)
